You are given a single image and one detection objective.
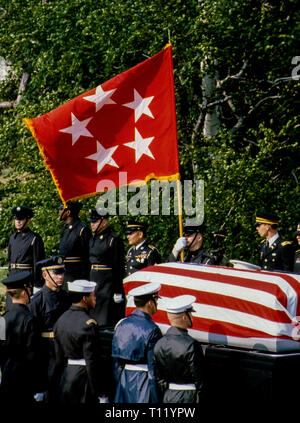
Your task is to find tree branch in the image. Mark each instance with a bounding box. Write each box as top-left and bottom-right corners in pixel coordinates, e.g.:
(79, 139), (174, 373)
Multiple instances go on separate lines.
(0, 72), (30, 109)
(217, 62), (247, 88)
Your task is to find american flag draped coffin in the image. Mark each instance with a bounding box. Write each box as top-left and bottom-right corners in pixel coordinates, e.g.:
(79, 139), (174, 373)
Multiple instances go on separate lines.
(123, 263), (300, 353)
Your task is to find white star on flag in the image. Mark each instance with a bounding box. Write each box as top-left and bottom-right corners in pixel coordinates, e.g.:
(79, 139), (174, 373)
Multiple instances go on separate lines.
(125, 128), (155, 163)
(86, 141), (119, 173)
(83, 85), (116, 112)
(123, 89), (154, 122)
(59, 113), (93, 145)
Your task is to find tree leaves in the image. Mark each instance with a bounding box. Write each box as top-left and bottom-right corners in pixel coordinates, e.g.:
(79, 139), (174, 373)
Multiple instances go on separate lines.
(0, 0), (299, 263)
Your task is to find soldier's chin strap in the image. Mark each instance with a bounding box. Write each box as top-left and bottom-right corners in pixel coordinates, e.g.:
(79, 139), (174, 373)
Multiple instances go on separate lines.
(17, 217), (29, 232)
(46, 270), (60, 289)
(59, 207), (69, 221)
(187, 232), (198, 252)
(185, 310), (193, 328)
(94, 217), (104, 235)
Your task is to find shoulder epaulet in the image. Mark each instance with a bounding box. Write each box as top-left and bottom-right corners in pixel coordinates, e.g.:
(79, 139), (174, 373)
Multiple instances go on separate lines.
(79, 226), (86, 236)
(281, 241), (292, 246)
(86, 319), (98, 326)
(296, 249), (300, 253)
(148, 245), (156, 251)
(31, 235), (36, 246)
(109, 232), (118, 247)
(127, 246), (134, 255)
(260, 239), (265, 244)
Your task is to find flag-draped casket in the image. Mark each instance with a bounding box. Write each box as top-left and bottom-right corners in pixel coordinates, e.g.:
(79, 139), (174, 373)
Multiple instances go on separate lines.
(123, 263), (300, 353)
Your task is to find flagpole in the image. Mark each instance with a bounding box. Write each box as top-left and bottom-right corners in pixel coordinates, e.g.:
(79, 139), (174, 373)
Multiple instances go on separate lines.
(176, 179), (184, 262)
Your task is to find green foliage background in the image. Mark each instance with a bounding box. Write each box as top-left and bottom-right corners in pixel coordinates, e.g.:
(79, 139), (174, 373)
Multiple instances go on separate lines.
(0, 0), (299, 267)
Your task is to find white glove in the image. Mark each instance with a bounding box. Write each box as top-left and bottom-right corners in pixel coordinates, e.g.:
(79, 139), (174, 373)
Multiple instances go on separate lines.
(174, 237), (186, 253)
(34, 392), (45, 402)
(113, 293), (124, 303)
(99, 395), (109, 403)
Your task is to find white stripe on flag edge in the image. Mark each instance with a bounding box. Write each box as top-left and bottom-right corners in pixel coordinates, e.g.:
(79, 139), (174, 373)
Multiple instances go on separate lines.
(157, 323), (300, 353)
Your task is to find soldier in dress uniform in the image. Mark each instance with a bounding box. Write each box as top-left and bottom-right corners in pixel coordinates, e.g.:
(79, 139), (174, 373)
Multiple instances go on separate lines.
(154, 295), (205, 403)
(0, 272), (42, 404)
(125, 221), (161, 276)
(7, 205), (45, 291)
(255, 211), (294, 272)
(53, 280), (104, 404)
(59, 201), (92, 287)
(88, 208), (125, 327)
(28, 256), (71, 402)
(168, 222), (216, 265)
(112, 282), (162, 403)
(293, 223), (300, 274)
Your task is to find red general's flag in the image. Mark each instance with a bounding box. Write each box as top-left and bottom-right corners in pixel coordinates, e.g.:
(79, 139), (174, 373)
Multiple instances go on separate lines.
(23, 45), (179, 204)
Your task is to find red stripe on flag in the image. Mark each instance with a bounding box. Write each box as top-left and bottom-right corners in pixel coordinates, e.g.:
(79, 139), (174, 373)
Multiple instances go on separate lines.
(126, 307), (293, 340)
(124, 280), (291, 323)
(141, 265), (289, 308)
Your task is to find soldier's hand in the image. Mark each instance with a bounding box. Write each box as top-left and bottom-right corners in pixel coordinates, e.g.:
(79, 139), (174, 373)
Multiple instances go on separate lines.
(98, 395), (109, 403)
(34, 392), (45, 402)
(113, 293), (124, 303)
(174, 237), (186, 253)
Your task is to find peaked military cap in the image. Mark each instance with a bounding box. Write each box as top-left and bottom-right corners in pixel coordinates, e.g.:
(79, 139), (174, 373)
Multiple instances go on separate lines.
(128, 282), (161, 299)
(2, 271), (32, 289)
(59, 200), (82, 215)
(66, 201), (82, 215)
(183, 221), (206, 236)
(255, 211), (279, 226)
(68, 279), (96, 293)
(165, 295), (196, 313)
(12, 206), (33, 220)
(88, 208), (109, 222)
(294, 223), (300, 236)
(37, 256), (65, 274)
(125, 221), (147, 234)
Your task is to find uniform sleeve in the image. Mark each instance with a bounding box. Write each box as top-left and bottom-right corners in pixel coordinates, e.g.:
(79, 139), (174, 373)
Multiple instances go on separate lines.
(83, 323), (103, 397)
(203, 254), (216, 265)
(186, 340), (205, 390)
(80, 225), (92, 249)
(25, 315), (45, 392)
(80, 226), (92, 276)
(51, 324), (67, 395)
(281, 243), (294, 271)
(153, 341), (168, 401)
(147, 248), (161, 266)
(147, 327), (163, 403)
(32, 234), (45, 285)
(167, 252), (177, 262)
(7, 235), (12, 268)
(28, 295), (42, 331)
(111, 236), (125, 294)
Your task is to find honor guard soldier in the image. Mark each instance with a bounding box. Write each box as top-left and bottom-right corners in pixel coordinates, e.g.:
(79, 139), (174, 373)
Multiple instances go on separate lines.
(293, 223), (300, 274)
(53, 280), (104, 404)
(126, 221), (161, 276)
(88, 208), (125, 327)
(59, 201), (92, 286)
(0, 272), (42, 404)
(255, 211), (294, 272)
(29, 256), (71, 402)
(168, 222), (216, 265)
(7, 205), (45, 291)
(112, 282), (162, 403)
(154, 295), (205, 403)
